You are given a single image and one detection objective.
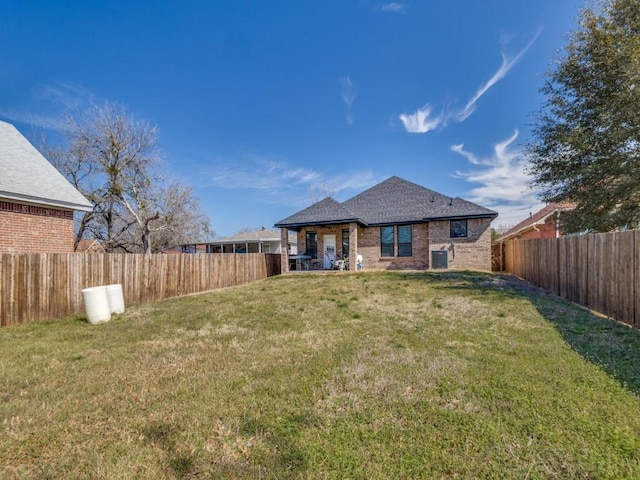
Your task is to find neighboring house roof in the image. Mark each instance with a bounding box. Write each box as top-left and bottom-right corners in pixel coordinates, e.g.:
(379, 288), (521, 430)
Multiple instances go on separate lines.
(160, 246), (184, 255)
(76, 239), (106, 253)
(175, 244), (208, 253)
(0, 120), (93, 212)
(275, 176), (497, 228)
(499, 202), (575, 241)
(207, 228), (297, 244)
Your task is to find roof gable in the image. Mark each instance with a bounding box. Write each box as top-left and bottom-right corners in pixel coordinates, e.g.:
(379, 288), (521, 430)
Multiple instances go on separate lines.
(0, 120), (92, 212)
(275, 197), (360, 228)
(500, 203), (575, 240)
(343, 176), (497, 224)
(275, 176), (497, 228)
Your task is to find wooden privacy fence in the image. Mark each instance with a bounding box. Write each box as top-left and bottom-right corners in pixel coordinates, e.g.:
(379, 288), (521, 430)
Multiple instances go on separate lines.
(0, 253), (281, 327)
(503, 230), (640, 328)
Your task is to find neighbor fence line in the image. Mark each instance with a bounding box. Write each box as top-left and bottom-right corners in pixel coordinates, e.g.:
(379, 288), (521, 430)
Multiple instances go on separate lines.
(502, 230), (639, 328)
(0, 252), (281, 327)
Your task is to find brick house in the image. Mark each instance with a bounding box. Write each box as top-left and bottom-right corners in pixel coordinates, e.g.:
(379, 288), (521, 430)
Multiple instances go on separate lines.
(498, 203), (575, 241)
(0, 120), (92, 253)
(76, 239), (106, 254)
(275, 176), (497, 272)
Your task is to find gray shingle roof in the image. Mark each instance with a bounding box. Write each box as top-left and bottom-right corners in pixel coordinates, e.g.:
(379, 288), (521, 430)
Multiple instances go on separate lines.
(275, 176), (497, 228)
(0, 120), (92, 211)
(275, 197), (360, 227)
(208, 228), (297, 244)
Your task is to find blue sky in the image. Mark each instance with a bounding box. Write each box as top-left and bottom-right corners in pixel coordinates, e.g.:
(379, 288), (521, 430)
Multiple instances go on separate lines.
(0, 1), (582, 236)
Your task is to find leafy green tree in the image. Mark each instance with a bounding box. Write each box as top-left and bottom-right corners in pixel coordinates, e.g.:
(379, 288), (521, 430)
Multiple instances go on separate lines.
(526, 0), (640, 233)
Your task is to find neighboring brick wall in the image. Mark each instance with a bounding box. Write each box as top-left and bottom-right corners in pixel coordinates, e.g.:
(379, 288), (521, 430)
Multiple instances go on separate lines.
(0, 201), (75, 253)
(515, 215), (559, 240)
(429, 218), (493, 271)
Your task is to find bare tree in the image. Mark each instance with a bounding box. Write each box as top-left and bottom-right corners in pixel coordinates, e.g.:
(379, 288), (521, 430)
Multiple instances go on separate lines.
(140, 181), (213, 253)
(234, 226), (261, 235)
(44, 141), (101, 250)
(66, 103), (159, 251)
(44, 102), (213, 252)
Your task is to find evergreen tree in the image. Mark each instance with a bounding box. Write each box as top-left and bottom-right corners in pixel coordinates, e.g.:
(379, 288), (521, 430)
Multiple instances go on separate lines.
(527, 0), (640, 232)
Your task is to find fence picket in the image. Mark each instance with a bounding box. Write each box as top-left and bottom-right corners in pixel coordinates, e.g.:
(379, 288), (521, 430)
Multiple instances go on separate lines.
(0, 253), (281, 327)
(618, 231), (634, 325)
(504, 230), (640, 328)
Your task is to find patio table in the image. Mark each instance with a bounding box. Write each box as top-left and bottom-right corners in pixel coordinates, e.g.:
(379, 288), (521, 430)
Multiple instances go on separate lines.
(289, 254), (312, 270)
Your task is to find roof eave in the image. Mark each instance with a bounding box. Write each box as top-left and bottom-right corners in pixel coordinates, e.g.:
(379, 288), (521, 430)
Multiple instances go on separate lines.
(499, 207), (571, 240)
(423, 213), (498, 221)
(0, 192), (93, 212)
(210, 237), (285, 244)
(274, 218), (367, 229)
(499, 221), (544, 241)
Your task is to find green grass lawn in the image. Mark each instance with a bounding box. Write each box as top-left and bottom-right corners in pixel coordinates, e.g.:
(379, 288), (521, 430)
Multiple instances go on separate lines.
(2, 271), (640, 479)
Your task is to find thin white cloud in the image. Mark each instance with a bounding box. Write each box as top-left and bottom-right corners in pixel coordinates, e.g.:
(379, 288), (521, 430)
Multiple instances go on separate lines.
(451, 143), (480, 165)
(203, 154), (382, 207)
(399, 30), (540, 133)
(453, 130), (543, 230)
(0, 81), (99, 132)
(35, 82), (98, 111)
(340, 76), (357, 125)
(380, 3), (406, 13)
(0, 108), (65, 132)
(456, 31), (541, 122)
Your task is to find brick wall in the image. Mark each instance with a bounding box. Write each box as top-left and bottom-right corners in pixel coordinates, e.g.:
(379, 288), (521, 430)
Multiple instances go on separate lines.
(429, 218), (493, 271)
(296, 218), (493, 271)
(0, 201), (76, 253)
(298, 225), (349, 269)
(357, 223), (430, 270)
(515, 214), (560, 240)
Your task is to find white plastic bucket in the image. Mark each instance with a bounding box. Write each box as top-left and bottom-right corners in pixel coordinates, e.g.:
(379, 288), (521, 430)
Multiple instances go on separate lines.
(82, 286), (111, 324)
(105, 284), (125, 314)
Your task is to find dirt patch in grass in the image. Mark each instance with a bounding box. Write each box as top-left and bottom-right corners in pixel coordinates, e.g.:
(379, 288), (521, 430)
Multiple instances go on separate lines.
(317, 343), (466, 418)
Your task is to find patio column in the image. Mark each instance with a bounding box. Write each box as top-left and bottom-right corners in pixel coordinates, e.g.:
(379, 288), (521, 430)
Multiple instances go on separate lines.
(280, 228), (290, 273)
(349, 222), (358, 271)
